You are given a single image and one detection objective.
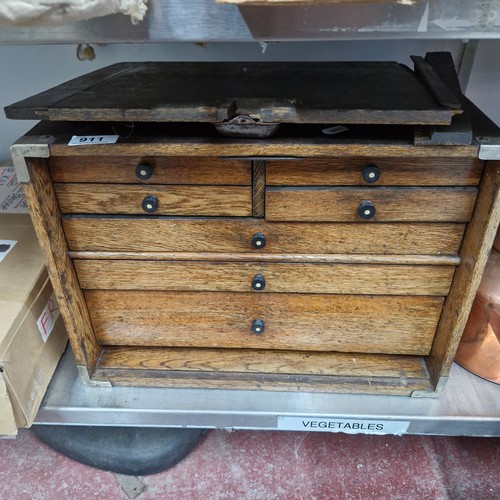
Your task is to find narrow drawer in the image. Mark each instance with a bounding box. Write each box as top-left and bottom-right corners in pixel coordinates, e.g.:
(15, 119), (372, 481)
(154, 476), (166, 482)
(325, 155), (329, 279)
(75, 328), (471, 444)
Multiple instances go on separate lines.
(63, 217), (466, 255)
(266, 187), (477, 222)
(75, 260), (455, 296)
(266, 157), (484, 186)
(55, 184), (252, 216)
(49, 156), (251, 185)
(85, 290), (444, 355)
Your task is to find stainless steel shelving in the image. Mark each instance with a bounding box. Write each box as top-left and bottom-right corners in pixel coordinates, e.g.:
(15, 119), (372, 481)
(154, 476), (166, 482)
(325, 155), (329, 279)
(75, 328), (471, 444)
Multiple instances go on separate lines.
(0, 0), (499, 44)
(34, 349), (500, 436)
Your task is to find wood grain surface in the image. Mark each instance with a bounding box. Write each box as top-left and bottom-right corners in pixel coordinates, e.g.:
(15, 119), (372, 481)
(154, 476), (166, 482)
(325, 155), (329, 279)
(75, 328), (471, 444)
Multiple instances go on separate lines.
(55, 184), (252, 216)
(49, 141), (479, 160)
(266, 157), (484, 186)
(85, 290), (443, 355)
(252, 160), (266, 217)
(21, 159), (101, 371)
(5, 63), (145, 120)
(75, 259), (455, 295)
(91, 368), (431, 394)
(49, 156), (251, 185)
(6, 62), (458, 125)
(266, 187), (477, 222)
(427, 161), (500, 385)
(69, 251), (461, 265)
(94, 347), (431, 394)
(99, 346), (429, 379)
(62, 217), (466, 255)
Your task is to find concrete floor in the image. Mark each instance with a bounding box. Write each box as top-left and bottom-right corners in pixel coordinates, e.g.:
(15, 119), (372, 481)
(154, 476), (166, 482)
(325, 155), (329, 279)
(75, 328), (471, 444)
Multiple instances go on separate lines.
(0, 428), (499, 499)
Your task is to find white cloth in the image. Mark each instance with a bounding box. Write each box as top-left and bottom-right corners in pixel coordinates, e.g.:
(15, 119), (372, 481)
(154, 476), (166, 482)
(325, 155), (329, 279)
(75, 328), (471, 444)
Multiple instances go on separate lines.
(0, 0), (147, 26)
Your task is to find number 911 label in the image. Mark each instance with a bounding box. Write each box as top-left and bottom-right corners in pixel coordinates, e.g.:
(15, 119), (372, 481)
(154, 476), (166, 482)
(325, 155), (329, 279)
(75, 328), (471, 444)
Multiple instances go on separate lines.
(68, 135), (119, 146)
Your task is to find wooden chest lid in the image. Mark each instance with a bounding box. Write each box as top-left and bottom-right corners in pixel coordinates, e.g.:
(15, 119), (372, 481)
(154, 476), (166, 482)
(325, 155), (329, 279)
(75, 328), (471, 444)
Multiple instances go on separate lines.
(5, 59), (462, 126)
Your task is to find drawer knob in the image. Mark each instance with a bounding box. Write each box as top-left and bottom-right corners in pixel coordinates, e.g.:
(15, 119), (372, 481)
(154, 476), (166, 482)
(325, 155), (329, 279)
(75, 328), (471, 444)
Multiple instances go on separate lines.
(135, 162), (154, 180)
(142, 195), (158, 213)
(362, 165), (380, 183)
(251, 274), (266, 291)
(358, 201), (376, 219)
(251, 232), (267, 249)
(252, 319), (265, 335)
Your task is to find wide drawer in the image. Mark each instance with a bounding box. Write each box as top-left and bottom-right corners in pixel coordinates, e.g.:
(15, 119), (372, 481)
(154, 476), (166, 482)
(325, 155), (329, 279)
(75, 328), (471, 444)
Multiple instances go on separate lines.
(266, 158), (484, 186)
(85, 290), (444, 355)
(74, 260), (455, 295)
(266, 187), (477, 222)
(55, 184), (252, 216)
(49, 156), (251, 185)
(63, 217), (466, 255)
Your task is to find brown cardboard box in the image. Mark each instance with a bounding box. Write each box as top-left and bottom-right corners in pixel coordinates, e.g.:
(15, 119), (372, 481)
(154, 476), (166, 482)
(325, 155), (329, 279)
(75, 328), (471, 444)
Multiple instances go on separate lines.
(0, 214), (67, 437)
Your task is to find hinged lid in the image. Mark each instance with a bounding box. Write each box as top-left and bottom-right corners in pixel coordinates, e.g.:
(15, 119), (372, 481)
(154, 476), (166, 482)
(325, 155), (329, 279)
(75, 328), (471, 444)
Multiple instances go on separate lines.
(5, 60), (462, 127)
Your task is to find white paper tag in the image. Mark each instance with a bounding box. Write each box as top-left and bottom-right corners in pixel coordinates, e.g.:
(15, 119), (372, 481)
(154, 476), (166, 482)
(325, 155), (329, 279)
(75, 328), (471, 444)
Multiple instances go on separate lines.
(0, 240), (16, 263)
(68, 135), (119, 146)
(36, 292), (61, 342)
(322, 125), (349, 136)
(277, 416), (410, 436)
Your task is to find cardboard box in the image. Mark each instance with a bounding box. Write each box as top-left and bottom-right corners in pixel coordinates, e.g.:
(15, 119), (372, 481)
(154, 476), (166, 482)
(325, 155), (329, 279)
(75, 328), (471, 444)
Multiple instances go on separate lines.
(0, 164), (28, 214)
(0, 214), (67, 437)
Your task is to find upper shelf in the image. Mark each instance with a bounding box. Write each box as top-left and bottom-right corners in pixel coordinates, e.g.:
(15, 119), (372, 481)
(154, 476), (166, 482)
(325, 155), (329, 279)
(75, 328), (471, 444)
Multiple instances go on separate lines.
(217, 0), (415, 4)
(0, 0), (499, 43)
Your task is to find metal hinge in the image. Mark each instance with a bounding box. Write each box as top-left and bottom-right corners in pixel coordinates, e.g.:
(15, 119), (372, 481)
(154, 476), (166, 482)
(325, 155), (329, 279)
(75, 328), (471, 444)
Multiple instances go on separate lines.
(10, 135), (54, 182)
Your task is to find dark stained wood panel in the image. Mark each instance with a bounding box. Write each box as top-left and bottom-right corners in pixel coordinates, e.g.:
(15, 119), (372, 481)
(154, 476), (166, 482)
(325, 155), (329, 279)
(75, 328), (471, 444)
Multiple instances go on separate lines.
(86, 290), (443, 355)
(49, 156), (251, 185)
(266, 187), (477, 222)
(266, 158), (484, 186)
(62, 217), (466, 255)
(74, 260), (455, 295)
(4, 63), (145, 120)
(55, 184), (252, 216)
(252, 160), (266, 217)
(5, 62), (459, 125)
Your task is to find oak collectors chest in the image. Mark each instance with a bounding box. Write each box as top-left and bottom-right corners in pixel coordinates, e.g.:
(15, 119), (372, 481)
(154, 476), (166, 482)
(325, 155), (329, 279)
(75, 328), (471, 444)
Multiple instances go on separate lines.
(7, 54), (500, 396)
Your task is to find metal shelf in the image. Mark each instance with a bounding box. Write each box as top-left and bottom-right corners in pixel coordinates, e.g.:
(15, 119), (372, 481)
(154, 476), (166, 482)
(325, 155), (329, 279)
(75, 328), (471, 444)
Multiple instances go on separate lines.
(1, 0), (500, 44)
(35, 348), (500, 437)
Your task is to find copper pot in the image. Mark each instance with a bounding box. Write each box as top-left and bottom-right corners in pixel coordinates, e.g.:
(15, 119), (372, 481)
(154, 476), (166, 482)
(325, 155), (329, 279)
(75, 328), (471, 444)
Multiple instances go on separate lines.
(455, 228), (500, 384)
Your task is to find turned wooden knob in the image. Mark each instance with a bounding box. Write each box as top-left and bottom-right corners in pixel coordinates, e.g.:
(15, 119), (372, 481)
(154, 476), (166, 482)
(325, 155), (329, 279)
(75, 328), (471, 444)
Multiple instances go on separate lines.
(142, 195), (158, 213)
(362, 165), (380, 183)
(251, 233), (267, 249)
(358, 201), (376, 219)
(252, 319), (265, 335)
(251, 274), (266, 291)
(135, 162), (154, 180)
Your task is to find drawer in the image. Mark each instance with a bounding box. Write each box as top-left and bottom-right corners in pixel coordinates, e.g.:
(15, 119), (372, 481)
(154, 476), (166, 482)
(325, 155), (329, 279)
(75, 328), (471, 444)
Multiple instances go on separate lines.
(266, 158), (484, 186)
(85, 290), (444, 355)
(49, 156), (251, 185)
(74, 260), (455, 295)
(55, 184), (252, 216)
(63, 217), (466, 255)
(266, 187), (477, 222)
